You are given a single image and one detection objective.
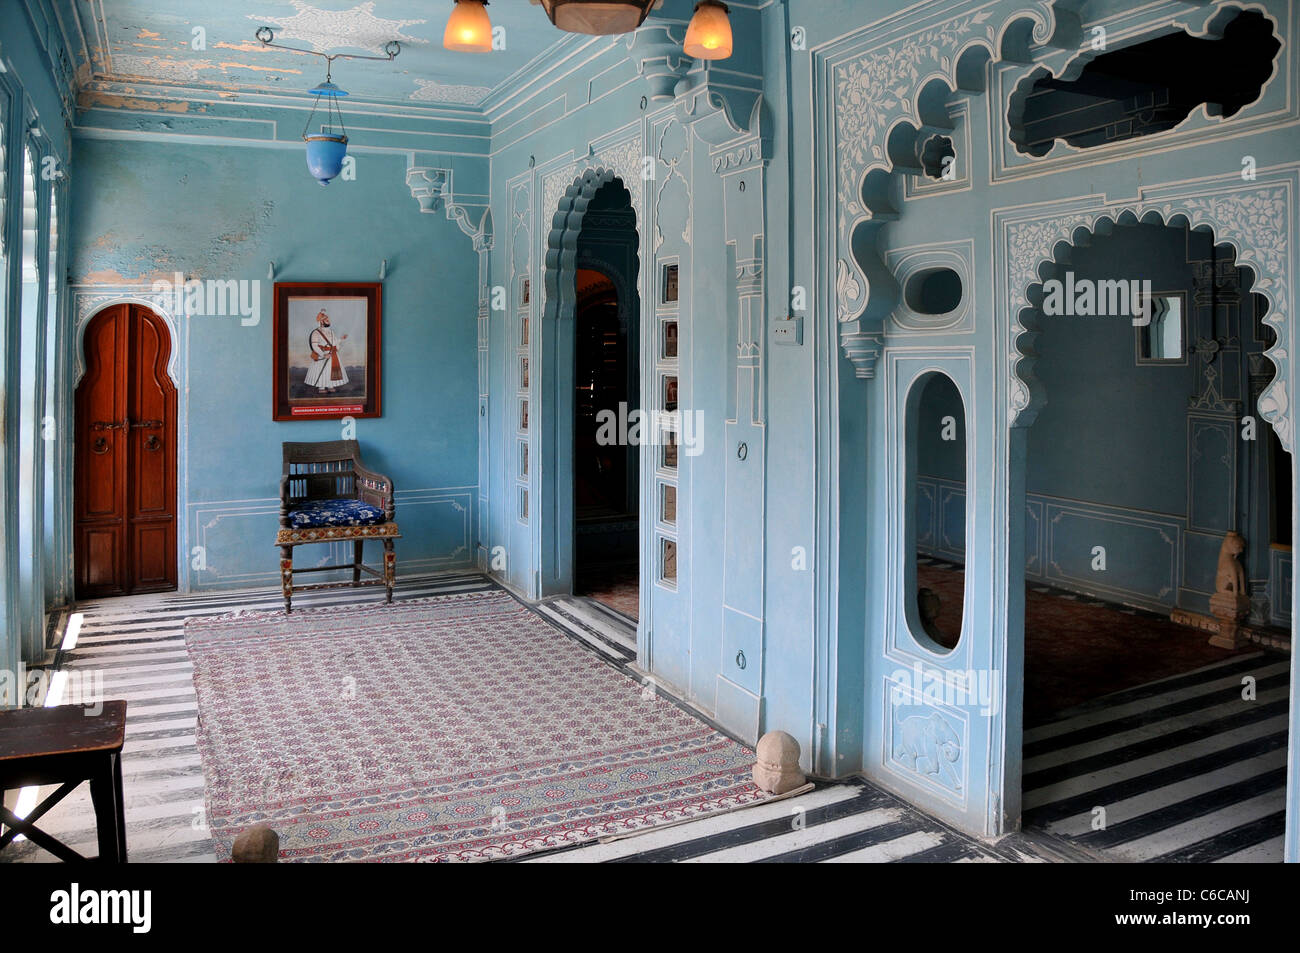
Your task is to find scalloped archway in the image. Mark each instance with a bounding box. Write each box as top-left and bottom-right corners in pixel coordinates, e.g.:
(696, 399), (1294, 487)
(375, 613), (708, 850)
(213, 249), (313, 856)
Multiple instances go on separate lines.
(999, 194), (1296, 849)
(536, 167), (643, 600)
(1000, 177), (1293, 451)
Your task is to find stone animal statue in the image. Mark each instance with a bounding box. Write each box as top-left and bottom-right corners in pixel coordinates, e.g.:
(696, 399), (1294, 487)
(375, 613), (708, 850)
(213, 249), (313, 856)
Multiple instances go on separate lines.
(894, 710), (962, 792)
(1208, 531), (1251, 649)
(1215, 531), (1248, 596)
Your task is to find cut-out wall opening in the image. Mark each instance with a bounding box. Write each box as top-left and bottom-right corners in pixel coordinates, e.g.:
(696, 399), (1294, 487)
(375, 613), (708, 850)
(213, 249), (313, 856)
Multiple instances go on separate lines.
(910, 371), (966, 654)
(904, 267), (963, 316)
(1009, 10), (1280, 156)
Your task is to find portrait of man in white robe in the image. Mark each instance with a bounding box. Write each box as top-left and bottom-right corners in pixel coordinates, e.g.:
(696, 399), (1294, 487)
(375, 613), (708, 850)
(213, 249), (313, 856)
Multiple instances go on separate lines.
(285, 296), (369, 403)
(305, 308), (349, 391)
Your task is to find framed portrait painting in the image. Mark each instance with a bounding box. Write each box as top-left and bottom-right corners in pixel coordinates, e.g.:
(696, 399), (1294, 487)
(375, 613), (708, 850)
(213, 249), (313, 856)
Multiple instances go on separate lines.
(273, 282), (382, 420)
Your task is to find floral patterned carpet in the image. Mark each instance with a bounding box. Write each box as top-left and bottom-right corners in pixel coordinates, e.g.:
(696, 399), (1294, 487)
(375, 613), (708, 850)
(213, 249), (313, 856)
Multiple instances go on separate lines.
(185, 590), (767, 862)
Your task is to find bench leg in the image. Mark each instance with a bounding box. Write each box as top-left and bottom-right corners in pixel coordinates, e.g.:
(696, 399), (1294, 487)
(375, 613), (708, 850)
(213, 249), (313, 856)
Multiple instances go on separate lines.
(280, 546), (294, 614)
(383, 539), (396, 604)
(89, 754), (126, 863)
(353, 540), (364, 586)
(113, 752), (127, 862)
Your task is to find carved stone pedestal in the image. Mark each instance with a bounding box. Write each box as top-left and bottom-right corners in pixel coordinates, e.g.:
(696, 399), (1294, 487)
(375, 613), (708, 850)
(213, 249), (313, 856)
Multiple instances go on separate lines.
(752, 731), (805, 795)
(1208, 591), (1251, 650)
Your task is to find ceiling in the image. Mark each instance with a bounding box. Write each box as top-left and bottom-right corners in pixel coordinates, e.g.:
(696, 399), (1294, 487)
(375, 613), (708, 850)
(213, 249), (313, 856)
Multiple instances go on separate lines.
(73, 0), (614, 110)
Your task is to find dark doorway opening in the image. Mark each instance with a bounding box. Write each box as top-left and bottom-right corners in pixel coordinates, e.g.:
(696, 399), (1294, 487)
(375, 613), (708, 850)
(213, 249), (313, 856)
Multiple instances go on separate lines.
(1270, 429), (1292, 547)
(572, 179), (640, 620)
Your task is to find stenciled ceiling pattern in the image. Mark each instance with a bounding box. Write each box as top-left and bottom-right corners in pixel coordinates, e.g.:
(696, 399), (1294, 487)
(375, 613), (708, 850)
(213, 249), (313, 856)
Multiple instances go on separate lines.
(66, 0), (578, 109)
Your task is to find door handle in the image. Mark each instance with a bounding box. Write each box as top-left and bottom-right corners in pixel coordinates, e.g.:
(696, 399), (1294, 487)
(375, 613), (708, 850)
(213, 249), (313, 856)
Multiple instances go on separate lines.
(144, 435), (162, 452)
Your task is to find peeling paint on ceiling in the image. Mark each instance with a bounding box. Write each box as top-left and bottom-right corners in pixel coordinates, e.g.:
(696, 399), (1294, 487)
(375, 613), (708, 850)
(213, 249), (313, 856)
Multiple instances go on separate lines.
(72, 0), (578, 109)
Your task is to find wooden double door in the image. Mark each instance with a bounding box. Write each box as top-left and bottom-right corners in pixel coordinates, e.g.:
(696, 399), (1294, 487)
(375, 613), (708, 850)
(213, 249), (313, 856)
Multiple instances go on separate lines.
(75, 304), (177, 598)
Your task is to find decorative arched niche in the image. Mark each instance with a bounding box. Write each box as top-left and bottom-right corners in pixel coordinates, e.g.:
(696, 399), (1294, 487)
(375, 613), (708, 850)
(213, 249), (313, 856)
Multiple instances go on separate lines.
(825, 3), (1059, 378)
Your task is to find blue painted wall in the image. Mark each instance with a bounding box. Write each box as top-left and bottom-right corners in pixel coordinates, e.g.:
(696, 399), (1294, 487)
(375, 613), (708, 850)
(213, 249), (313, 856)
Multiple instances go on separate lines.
(69, 137), (482, 589)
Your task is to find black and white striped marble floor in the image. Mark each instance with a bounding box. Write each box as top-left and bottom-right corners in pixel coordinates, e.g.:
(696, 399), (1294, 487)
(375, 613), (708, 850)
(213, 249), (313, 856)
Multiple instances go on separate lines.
(516, 775), (1089, 863)
(3, 574), (1288, 863)
(1022, 651), (1289, 862)
(533, 595), (638, 664)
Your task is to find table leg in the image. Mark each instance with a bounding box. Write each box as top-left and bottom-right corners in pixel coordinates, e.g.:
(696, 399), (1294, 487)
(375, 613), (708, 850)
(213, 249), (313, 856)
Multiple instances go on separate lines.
(113, 752), (128, 862)
(89, 756), (125, 863)
(0, 804), (86, 862)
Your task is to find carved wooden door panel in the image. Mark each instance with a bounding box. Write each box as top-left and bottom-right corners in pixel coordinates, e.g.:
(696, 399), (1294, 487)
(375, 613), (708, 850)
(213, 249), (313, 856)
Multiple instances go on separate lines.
(75, 305), (177, 597)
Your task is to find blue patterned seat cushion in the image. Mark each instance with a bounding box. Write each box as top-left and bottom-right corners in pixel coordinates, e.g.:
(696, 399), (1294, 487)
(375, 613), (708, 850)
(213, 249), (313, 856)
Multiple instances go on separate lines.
(288, 497), (386, 528)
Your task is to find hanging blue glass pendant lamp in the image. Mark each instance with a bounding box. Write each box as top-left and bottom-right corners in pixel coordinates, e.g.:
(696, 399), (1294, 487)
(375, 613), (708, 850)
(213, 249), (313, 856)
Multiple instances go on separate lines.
(303, 72), (349, 186)
(254, 27), (401, 186)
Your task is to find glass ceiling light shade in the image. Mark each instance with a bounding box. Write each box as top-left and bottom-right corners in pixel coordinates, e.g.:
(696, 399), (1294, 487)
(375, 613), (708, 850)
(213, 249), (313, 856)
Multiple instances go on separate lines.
(303, 77), (348, 186)
(305, 133), (348, 187)
(684, 1), (732, 60)
(444, 0), (493, 53)
(254, 27), (401, 185)
(538, 0), (656, 36)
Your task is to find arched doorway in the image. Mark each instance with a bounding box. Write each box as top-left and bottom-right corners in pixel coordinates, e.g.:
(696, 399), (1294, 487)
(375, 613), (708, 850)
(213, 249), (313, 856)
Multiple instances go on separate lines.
(538, 168), (642, 609)
(1010, 218), (1291, 861)
(74, 304), (178, 597)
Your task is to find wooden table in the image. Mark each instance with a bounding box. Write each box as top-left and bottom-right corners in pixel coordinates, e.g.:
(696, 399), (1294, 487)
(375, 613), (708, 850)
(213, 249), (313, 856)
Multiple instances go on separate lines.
(0, 701), (128, 862)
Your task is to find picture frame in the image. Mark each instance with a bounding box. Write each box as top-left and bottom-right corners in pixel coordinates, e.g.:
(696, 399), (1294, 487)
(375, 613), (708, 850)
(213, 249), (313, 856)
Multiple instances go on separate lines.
(663, 263), (679, 303)
(273, 282), (382, 420)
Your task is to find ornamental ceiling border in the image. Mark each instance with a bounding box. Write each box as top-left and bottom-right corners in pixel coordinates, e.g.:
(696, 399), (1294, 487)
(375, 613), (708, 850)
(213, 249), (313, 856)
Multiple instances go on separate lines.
(998, 170), (1296, 452)
(823, 0), (1058, 377)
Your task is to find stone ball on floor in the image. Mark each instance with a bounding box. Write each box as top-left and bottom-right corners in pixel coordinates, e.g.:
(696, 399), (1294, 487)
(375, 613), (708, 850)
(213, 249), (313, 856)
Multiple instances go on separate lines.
(232, 824), (280, 863)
